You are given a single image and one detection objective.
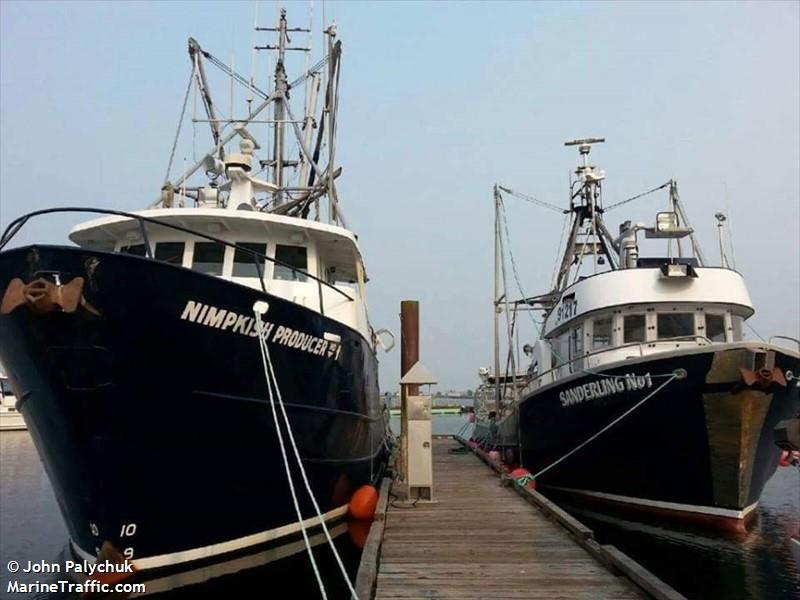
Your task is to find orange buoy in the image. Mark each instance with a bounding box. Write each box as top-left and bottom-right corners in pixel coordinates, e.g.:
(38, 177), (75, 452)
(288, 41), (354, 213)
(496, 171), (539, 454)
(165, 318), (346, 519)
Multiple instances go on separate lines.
(347, 519), (371, 548)
(349, 484), (378, 520)
(331, 473), (352, 506)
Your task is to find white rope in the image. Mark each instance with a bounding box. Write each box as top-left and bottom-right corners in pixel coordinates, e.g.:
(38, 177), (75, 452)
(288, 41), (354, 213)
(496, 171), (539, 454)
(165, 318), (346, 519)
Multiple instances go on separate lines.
(531, 373), (679, 480)
(253, 311), (327, 599)
(254, 306), (359, 599)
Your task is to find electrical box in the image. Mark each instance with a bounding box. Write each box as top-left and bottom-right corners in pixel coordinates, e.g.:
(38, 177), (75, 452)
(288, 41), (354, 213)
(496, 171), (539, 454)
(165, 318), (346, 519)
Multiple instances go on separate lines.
(399, 361), (436, 502)
(406, 395), (433, 498)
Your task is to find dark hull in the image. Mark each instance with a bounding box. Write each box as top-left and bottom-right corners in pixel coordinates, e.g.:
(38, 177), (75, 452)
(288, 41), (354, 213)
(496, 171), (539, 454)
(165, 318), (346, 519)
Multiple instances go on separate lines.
(0, 245), (387, 569)
(517, 345), (799, 529)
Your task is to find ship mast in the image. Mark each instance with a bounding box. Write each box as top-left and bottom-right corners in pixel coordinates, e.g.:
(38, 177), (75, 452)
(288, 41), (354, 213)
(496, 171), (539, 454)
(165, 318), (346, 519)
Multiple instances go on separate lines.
(555, 138), (618, 291)
(492, 185), (520, 416)
(158, 9), (345, 227)
(258, 8), (303, 205)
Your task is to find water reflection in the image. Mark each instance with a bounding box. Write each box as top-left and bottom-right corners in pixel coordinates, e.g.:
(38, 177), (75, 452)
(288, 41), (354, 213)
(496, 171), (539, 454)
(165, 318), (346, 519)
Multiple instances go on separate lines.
(548, 467), (800, 600)
(0, 431), (67, 593)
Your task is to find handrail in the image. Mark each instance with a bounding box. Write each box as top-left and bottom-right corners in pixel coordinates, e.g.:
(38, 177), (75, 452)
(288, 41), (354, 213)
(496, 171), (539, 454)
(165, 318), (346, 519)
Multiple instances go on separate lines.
(0, 207), (354, 307)
(769, 335), (800, 351)
(531, 334), (713, 386)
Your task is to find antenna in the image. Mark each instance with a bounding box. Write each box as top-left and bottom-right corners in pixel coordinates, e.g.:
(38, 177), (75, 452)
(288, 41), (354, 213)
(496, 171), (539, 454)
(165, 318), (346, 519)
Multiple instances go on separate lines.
(565, 137), (605, 169)
(564, 137), (605, 146)
(715, 212), (730, 268)
(555, 137), (615, 287)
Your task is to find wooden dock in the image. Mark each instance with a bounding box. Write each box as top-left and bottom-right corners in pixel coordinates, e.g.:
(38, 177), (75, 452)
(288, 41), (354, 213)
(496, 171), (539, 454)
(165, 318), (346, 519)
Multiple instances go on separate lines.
(357, 437), (684, 600)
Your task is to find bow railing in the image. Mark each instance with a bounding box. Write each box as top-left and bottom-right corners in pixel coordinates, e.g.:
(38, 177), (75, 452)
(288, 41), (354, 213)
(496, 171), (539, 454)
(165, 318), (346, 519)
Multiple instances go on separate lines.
(0, 207), (354, 315)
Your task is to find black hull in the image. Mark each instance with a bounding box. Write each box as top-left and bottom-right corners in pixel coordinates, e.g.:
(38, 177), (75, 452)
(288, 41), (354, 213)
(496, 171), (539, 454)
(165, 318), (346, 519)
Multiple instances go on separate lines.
(0, 245), (387, 569)
(517, 345), (799, 528)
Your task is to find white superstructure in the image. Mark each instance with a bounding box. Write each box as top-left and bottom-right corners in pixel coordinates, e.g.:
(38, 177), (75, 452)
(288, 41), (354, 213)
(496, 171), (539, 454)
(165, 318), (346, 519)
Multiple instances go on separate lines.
(489, 138), (797, 408)
(70, 207), (371, 340)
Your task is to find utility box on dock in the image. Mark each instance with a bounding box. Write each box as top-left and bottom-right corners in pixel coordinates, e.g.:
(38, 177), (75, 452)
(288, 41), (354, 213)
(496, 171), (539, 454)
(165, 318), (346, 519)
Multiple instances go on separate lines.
(400, 362), (436, 501)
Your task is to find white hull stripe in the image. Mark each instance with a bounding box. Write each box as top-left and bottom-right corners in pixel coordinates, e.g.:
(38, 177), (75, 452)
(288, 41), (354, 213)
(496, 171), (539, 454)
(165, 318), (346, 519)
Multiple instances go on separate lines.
(130, 522), (349, 597)
(71, 504), (349, 570)
(545, 486), (759, 520)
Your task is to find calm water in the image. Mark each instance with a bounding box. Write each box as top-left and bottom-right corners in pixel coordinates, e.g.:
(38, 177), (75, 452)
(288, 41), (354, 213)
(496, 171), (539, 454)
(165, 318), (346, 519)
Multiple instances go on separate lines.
(2, 419), (798, 599)
(551, 467), (800, 600)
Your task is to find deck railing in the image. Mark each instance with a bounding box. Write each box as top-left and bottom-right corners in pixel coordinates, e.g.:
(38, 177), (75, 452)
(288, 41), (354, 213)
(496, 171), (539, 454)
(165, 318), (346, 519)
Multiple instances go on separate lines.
(769, 335), (800, 351)
(527, 334), (712, 390)
(0, 207), (354, 316)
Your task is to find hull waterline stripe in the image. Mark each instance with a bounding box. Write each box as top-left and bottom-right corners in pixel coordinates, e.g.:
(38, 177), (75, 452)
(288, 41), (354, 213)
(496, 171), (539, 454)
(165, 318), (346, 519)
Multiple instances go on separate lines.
(545, 486), (759, 519)
(71, 504), (349, 570)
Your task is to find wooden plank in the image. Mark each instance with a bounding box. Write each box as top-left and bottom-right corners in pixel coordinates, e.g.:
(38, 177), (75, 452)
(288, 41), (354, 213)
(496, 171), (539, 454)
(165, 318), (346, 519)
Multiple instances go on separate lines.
(354, 477), (393, 600)
(602, 545), (688, 600)
(374, 477), (392, 522)
(369, 438), (646, 600)
(517, 486), (595, 540)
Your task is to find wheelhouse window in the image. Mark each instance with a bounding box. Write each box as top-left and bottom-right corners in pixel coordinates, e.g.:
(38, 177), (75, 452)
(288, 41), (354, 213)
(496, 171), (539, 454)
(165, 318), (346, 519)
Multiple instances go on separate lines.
(569, 325), (583, 361)
(120, 244), (146, 256)
(706, 314), (726, 342)
(731, 315), (744, 341)
(551, 333), (568, 368)
(623, 315), (646, 343)
(657, 313), (694, 340)
(233, 243), (268, 278)
(154, 242), (185, 266)
(274, 245), (308, 282)
(592, 317), (612, 349)
(192, 242), (225, 276)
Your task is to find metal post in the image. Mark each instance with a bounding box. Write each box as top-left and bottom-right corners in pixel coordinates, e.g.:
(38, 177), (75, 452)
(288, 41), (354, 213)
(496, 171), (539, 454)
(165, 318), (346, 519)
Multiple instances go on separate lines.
(401, 301), (419, 396)
(326, 26), (337, 224)
(493, 187), (502, 414)
(272, 9), (288, 203)
(400, 300), (419, 489)
(138, 219), (153, 259)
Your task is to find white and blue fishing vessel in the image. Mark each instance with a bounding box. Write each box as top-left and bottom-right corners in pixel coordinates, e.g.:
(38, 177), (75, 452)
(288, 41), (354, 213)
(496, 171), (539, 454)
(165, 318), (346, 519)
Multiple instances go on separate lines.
(485, 139), (799, 530)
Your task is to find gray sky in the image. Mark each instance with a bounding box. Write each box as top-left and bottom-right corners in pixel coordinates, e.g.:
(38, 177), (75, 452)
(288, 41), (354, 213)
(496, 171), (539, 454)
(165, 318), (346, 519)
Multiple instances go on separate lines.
(1, 1), (798, 391)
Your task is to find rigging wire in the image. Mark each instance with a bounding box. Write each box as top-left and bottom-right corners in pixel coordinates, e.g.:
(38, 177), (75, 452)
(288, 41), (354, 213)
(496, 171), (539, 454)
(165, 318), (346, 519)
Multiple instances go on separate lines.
(745, 320), (766, 342)
(497, 185), (566, 214)
(550, 213), (570, 290)
(604, 181), (670, 212)
(164, 65), (196, 183)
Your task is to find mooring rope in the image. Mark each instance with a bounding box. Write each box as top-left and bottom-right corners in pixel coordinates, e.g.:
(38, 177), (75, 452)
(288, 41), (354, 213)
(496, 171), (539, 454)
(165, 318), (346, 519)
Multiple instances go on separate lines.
(454, 417), (472, 440)
(530, 371), (682, 481)
(254, 304), (359, 600)
(253, 307), (327, 599)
